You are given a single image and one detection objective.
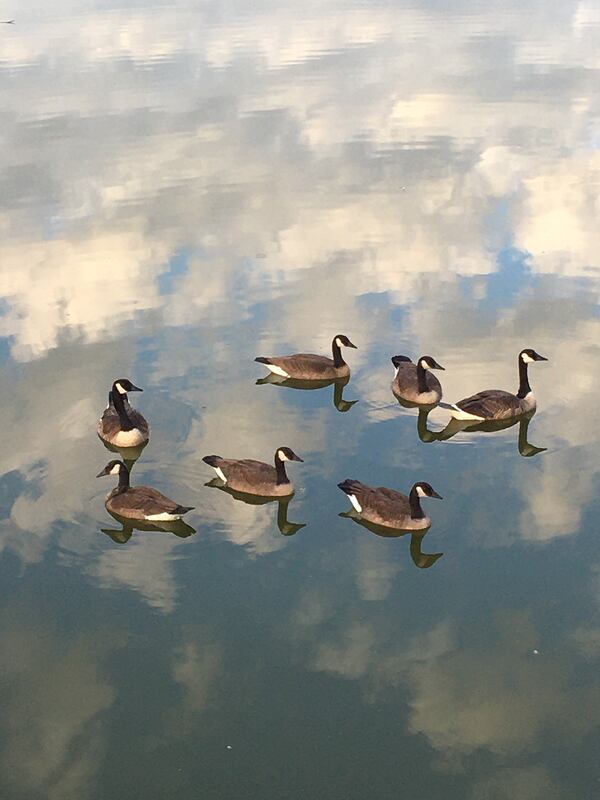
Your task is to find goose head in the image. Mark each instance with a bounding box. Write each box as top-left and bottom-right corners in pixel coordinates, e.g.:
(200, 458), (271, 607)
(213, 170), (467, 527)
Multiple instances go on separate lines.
(413, 482), (443, 500)
(519, 349), (548, 364)
(96, 460), (127, 478)
(275, 447), (304, 463)
(112, 378), (143, 395)
(418, 356), (445, 371)
(333, 335), (357, 350)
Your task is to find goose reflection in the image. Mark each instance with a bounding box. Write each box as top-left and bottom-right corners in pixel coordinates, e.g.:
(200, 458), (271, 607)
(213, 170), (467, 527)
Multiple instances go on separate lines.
(393, 394), (439, 443)
(98, 437), (148, 471)
(205, 479), (306, 536)
(101, 510), (196, 544)
(256, 374), (357, 412)
(339, 509), (443, 569)
(432, 411), (546, 457)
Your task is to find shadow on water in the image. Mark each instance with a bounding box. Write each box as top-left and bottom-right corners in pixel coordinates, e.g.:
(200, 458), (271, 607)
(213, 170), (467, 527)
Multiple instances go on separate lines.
(205, 478), (306, 536)
(339, 509), (443, 569)
(256, 374), (358, 413)
(426, 411), (547, 457)
(98, 437), (148, 471)
(101, 509), (196, 544)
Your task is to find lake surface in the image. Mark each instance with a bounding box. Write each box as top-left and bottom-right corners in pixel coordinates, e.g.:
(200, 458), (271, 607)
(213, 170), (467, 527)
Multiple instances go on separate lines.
(1, 1), (599, 798)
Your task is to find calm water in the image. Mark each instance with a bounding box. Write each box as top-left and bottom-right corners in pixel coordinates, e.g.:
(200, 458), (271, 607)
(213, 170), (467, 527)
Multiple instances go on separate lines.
(1, 1), (600, 798)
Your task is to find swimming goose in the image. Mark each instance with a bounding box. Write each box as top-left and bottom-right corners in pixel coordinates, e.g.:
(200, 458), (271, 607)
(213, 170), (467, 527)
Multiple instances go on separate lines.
(98, 379), (149, 448)
(97, 460), (194, 521)
(391, 354), (445, 405)
(255, 335), (357, 380)
(338, 479), (442, 530)
(203, 447), (303, 496)
(445, 349), (548, 421)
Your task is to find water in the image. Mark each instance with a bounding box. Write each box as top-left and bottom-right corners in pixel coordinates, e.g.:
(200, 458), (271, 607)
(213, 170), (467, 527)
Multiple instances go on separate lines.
(1, 1), (599, 797)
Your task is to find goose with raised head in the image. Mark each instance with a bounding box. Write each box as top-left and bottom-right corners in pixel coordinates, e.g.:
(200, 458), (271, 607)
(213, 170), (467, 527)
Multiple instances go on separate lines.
(98, 379), (149, 447)
(97, 460), (194, 521)
(338, 479), (442, 530)
(255, 335), (357, 380)
(203, 447), (303, 496)
(445, 349), (548, 421)
(391, 354), (445, 405)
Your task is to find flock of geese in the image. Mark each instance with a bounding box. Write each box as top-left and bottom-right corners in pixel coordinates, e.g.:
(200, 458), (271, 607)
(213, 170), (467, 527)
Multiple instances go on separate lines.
(97, 335), (547, 555)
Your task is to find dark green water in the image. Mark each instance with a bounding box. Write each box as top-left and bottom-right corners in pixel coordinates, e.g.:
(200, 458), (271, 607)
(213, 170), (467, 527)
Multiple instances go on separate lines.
(1, 1), (599, 798)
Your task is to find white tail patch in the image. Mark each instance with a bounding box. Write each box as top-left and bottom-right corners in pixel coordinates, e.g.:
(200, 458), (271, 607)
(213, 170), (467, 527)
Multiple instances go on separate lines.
(213, 466), (227, 483)
(348, 494), (362, 513)
(448, 404), (486, 422)
(146, 511), (183, 521)
(265, 363), (290, 378)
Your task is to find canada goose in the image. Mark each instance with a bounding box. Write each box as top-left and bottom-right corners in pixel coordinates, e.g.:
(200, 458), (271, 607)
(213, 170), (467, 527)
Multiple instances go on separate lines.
(205, 479), (306, 535)
(202, 447), (303, 496)
(338, 479), (442, 530)
(255, 335), (357, 380)
(444, 349), (548, 421)
(97, 460), (194, 521)
(339, 510), (443, 568)
(391, 355), (445, 405)
(256, 373), (358, 412)
(98, 379), (149, 448)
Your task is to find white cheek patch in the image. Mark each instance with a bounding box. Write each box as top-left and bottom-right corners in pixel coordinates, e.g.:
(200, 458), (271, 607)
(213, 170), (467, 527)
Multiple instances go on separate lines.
(277, 449), (290, 461)
(419, 359), (430, 370)
(109, 464), (121, 475)
(115, 382), (127, 394)
(521, 353), (534, 363)
(416, 485), (426, 497)
(348, 494), (362, 513)
(335, 337), (343, 348)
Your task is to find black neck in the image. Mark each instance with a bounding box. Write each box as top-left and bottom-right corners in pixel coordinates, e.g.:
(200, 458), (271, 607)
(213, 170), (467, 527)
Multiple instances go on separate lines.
(409, 486), (425, 519)
(516, 358), (531, 399)
(274, 454), (290, 485)
(332, 339), (345, 368)
(111, 386), (134, 430)
(116, 465), (130, 494)
(416, 361), (428, 393)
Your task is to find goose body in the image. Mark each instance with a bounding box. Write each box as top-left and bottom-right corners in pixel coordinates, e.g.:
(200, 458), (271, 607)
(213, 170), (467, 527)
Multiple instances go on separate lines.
(98, 379), (149, 447)
(446, 349), (547, 421)
(203, 447), (303, 497)
(255, 335), (357, 380)
(338, 479), (442, 531)
(97, 460), (193, 521)
(391, 355), (444, 406)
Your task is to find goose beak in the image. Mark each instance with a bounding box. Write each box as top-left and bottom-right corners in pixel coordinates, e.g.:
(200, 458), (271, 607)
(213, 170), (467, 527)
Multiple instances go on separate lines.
(96, 468), (109, 478)
(292, 454), (304, 462)
(533, 353), (548, 362)
(431, 360), (445, 371)
(430, 490), (443, 500)
(129, 384), (143, 391)
(347, 340), (358, 349)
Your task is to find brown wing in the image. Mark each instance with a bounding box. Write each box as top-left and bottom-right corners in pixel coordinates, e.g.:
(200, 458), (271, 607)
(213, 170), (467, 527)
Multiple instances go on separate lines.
(374, 487), (410, 515)
(271, 354), (336, 378)
(220, 459), (277, 483)
(457, 390), (521, 420)
(108, 486), (182, 518)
